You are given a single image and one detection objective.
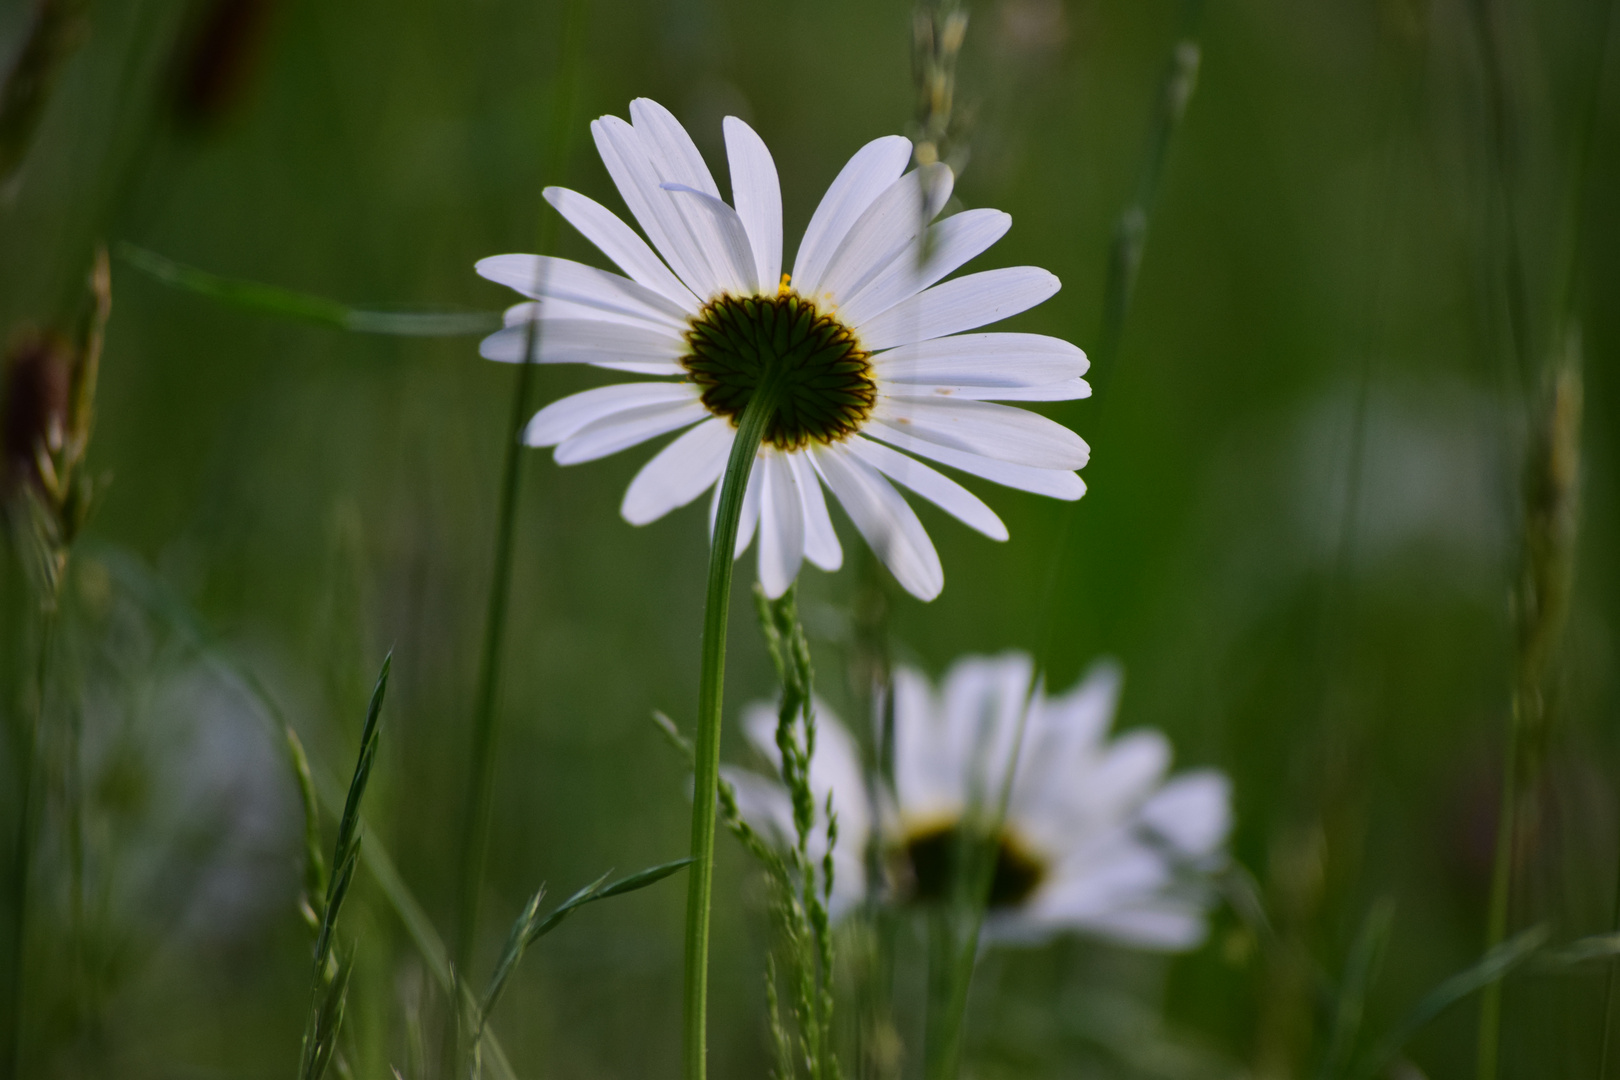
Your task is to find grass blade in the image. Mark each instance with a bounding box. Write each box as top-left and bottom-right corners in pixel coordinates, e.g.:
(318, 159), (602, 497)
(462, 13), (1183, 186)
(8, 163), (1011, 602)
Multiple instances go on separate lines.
(477, 858), (692, 1030)
(116, 243), (500, 336)
(1350, 925), (1548, 1080)
(85, 544), (524, 1080)
(1317, 898), (1396, 1080)
(299, 654), (391, 1080)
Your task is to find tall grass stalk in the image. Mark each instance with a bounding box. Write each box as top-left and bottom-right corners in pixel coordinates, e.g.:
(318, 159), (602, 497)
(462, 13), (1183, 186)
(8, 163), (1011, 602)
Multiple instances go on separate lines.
(2, 605), (53, 1080)
(1033, 17), (1202, 672)
(754, 584), (841, 1080)
(2, 247), (108, 1079)
(1466, 0), (1611, 1064)
(683, 381), (782, 1080)
(449, 0), (587, 1018)
(299, 653), (391, 1080)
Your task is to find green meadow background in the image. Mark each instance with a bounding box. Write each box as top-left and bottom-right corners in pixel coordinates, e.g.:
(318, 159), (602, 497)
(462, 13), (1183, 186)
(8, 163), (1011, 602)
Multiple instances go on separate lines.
(3, 0), (1619, 1076)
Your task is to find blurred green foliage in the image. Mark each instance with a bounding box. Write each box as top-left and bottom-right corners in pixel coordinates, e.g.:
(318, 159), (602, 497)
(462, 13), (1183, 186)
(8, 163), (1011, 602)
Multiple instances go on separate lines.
(2, 0), (1619, 1076)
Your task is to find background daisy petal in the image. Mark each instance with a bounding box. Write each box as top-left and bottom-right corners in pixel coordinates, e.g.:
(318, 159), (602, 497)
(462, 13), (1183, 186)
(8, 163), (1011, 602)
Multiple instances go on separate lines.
(1139, 770), (1233, 860)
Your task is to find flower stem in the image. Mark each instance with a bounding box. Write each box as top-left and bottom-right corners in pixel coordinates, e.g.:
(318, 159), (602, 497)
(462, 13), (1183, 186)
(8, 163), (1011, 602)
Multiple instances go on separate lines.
(683, 386), (777, 1080)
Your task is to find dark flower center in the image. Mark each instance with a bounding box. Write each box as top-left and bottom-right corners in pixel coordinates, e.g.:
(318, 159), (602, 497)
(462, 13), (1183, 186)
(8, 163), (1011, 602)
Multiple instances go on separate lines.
(902, 822), (1046, 910)
(681, 291), (876, 451)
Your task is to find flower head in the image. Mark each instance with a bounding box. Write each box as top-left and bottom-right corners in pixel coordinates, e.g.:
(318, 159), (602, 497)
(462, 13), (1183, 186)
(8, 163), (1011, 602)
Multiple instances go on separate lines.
(730, 653), (1233, 950)
(476, 99), (1089, 601)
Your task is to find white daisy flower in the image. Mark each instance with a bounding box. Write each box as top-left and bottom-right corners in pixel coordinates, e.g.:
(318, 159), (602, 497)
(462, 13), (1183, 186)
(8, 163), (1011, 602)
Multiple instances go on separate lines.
(475, 98), (1089, 601)
(729, 653), (1234, 950)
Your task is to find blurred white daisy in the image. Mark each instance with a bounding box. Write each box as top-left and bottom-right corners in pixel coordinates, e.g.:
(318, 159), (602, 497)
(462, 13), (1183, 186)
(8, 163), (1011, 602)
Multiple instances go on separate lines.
(475, 98), (1089, 601)
(728, 653), (1233, 950)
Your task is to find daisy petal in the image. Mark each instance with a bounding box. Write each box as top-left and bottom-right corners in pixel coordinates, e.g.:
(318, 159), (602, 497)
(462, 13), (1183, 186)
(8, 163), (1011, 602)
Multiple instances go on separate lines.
(810, 444), (943, 601)
(858, 267), (1061, 350)
(846, 437), (1007, 541)
(543, 186), (700, 310)
(479, 319), (685, 375)
(620, 418), (734, 525)
(722, 768), (795, 845)
(1139, 770), (1232, 860)
(712, 454), (766, 559)
(631, 100), (755, 296)
(660, 183), (760, 295)
(790, 452), (843, 571)
(891, 665), (957, 820)
(757, 452), (806, 598)
(885, 379), (1091, 402)
(502, 297), (677, 331)
(734, 457), (764, 559)
(814, 163), (953, 308)
(476, 254), (691, 327)
(1074, 902), (1209, 951)
(524, 382), (698, 446)
(871, 332), (1089, 386)
(592, 116), (720, 299)
(629, 98), (723, 196)
(723, 117), (783, 289)
(552, 397), (708, 465)
(793, 135), (913, 297)
(865, 420), (1087, 499)
(839, 209), (1012, 327)
(873, 396), (1089, 469)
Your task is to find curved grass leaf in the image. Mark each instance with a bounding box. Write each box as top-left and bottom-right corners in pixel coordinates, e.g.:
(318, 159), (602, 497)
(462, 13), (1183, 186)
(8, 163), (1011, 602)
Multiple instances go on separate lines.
(87, 545), (521, 1080)
(477, 857), (692, 1031)
(116, 243), (501, 336)
(299, 654), (390, 1080)
(1317, 898), (1395, 1080)
(1348, 924), (1548, 1080)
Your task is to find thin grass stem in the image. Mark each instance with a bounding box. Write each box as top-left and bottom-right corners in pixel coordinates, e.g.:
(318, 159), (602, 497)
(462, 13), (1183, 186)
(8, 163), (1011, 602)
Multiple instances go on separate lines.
(448, 0), (588, 1036)
(2, 602), (53, 1080)
(1032, 12), (1204, 674)
(684, 383), (781, 1080)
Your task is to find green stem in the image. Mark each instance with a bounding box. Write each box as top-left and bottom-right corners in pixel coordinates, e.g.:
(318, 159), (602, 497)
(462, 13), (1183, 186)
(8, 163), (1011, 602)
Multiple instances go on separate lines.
(451, 301), (544, 978)
(683, 386), (778, 1080)
(1475, 703), (1522, 1080)
(1032, 14), (1204, 674)
(448, 0), (587, 1026)
(4, 602), (55, 1080)
(1602, 846), (1620, 1077)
